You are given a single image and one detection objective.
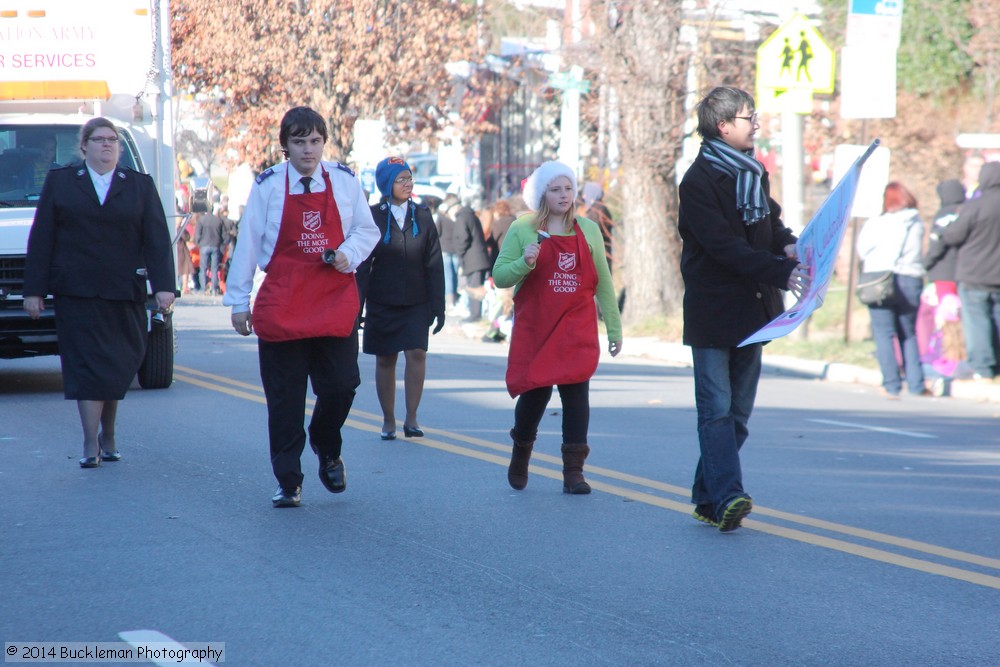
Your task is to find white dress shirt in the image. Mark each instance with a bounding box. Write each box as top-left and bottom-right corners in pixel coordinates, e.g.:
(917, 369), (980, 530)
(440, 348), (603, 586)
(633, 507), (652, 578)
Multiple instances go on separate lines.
(86, 164), (113, 205)
(389, 203), (407, 229)
(223, 161), (379, 313)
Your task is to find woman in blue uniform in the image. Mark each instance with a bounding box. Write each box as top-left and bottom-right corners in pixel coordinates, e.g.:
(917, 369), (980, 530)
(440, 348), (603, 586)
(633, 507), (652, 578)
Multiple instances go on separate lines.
(357, 156), (445, 440)
(23, 117), (175, 468)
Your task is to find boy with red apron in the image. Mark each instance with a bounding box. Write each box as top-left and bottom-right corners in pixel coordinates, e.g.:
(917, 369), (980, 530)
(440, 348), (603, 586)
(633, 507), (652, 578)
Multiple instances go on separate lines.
(224, 107), (379, 508)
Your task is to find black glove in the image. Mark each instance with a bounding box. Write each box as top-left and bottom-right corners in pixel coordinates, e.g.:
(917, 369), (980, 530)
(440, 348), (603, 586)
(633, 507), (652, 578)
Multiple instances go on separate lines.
(431, 312), (445, 334)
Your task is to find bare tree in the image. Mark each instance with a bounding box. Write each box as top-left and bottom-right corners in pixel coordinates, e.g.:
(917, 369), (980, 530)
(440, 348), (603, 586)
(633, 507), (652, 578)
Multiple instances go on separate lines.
(172, 0), (498, 170)
(596, 1), (689, 322)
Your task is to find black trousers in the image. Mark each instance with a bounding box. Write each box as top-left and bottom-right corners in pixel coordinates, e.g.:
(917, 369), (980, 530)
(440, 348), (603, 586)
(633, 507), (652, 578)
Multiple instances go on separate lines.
(258, 334), (360, 490)
(512, 381), (589, 444)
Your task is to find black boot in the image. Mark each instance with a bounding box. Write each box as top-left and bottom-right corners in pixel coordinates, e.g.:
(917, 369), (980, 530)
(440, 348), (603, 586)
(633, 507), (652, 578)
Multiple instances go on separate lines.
(507, 428), (535, 490)
(561, 443), (591, 494)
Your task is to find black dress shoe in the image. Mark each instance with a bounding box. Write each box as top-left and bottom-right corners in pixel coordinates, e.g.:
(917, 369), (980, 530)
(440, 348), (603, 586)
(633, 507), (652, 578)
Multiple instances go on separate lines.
(96, 433), (120, 461)
(271, 486), (302, 507)
(318, 458), (346, 494)
(79, 456), (101, 469)
(403, 425), (423, 438)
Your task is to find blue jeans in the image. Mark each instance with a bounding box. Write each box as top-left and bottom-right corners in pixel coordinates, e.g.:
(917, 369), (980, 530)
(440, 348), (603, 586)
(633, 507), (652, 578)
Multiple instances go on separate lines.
(441, 252), (460, 302)
(868, 275), (925, 395)
(958, 284), (1000, 378)
(199, 246), (222, 291)
(690, 344), (761, 516)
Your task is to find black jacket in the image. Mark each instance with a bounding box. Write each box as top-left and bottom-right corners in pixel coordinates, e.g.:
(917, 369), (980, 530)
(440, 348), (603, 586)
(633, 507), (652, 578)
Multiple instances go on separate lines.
(922, 179), (965, 283)
(24, 164), (175, 301)
(454, 205), (492, 274)
(585, 201), (614, 261)
(193, 213), (226, 249)
(941, 162), (1000, 289)
(491, 214), (515, 255)
(436, 211), (460, 254)
(357, 201), (445, 316)
(678, 150), (798, 348)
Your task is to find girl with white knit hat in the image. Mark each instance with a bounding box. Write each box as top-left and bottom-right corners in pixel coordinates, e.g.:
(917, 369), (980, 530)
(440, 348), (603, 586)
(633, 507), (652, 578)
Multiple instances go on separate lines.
(492, 161), (623, 494)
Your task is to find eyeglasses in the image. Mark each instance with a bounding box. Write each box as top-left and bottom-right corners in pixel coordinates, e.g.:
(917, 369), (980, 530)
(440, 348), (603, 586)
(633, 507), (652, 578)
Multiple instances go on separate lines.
(733, 113), (759, 125)
(88, 136), (119, 144)
(394, 177), (413, 185)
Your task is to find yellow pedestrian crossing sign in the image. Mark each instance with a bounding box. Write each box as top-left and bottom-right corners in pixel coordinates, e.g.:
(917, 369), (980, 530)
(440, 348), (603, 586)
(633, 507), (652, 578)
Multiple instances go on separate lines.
(757, 14), (835, 95)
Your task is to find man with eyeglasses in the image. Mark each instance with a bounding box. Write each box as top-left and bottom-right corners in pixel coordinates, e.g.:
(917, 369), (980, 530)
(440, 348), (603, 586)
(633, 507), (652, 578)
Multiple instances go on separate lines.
(677, 86), (810, 532)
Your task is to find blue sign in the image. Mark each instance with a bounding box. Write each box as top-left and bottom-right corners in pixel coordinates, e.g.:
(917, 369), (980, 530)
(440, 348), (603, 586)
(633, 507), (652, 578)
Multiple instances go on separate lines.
(360, 167), (376, 195)
(740, 140), (881, 346)
(850, 0), (902, 16)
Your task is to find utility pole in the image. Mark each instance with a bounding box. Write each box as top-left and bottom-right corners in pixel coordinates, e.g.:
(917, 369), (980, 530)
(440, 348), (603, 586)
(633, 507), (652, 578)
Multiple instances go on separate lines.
(557, 0), (582, 175)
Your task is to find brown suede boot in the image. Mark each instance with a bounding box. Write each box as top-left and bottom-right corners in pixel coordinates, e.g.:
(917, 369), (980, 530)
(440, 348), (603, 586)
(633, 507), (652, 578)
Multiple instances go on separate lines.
(561, 442), (591, 494)
(507, 428), (535, 490)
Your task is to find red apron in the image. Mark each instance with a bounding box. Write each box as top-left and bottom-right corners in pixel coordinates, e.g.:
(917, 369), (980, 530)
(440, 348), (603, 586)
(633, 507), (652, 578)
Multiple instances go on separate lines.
(252, 167), (359, 342)
(505, 223), (600, 397)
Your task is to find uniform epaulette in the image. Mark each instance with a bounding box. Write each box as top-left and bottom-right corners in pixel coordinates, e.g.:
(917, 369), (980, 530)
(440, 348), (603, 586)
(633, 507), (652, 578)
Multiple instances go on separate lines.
(334, 162), (355, 177)
(255, 167), (275, 184)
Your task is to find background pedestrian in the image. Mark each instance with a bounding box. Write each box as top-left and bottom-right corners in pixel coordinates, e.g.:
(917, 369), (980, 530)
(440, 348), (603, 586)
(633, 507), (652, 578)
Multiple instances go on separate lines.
(857, 181), (928, 398)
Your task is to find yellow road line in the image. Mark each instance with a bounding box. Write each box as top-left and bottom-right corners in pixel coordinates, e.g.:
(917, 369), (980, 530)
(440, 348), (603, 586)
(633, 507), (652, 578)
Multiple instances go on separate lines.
(173, 366), (1000, 588)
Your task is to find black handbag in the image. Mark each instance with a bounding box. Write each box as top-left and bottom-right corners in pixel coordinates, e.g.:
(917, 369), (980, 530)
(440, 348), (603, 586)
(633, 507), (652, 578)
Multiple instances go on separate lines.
(855, 271), (895, 306)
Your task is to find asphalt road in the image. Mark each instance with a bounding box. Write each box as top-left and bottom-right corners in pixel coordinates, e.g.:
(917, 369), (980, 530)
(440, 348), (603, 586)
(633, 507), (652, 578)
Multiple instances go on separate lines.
(2, 301), (998, 666)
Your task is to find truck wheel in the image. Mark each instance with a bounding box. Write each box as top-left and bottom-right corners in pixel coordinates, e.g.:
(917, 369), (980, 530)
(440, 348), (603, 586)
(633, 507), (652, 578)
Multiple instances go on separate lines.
(138, 322), (174, 389)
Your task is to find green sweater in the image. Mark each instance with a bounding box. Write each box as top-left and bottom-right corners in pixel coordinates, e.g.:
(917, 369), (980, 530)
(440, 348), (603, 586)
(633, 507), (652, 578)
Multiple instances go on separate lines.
(492, 214), (622, 342)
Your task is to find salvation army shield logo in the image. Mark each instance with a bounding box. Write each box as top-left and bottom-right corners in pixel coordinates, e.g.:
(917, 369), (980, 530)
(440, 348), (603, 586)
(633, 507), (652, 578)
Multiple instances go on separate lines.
(302, 210), (322, 232)
(557, 252), (577, 272)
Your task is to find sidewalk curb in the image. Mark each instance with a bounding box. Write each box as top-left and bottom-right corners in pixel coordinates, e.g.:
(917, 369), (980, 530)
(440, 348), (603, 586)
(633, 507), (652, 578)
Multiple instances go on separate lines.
(618, 337), (1000, 404)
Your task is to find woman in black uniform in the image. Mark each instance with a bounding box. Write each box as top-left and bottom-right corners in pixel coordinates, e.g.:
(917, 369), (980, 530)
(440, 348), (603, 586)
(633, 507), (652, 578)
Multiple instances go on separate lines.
(23, 117), (175, 468)
(357, 156), (445, 440)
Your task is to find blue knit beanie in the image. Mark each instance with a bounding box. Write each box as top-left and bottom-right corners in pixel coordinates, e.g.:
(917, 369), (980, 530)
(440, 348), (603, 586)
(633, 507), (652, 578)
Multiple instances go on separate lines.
(375, 156), (412, 197)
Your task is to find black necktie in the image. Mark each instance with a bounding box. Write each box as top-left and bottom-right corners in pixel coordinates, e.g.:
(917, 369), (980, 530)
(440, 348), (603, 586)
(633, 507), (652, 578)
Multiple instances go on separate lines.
(300, 176), (312, 194)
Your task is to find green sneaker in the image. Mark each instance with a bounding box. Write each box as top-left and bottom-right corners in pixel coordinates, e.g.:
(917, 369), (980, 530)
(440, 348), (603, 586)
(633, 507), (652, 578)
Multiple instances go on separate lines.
(718, 495), (752, 533)
(692, 505), (718, 527)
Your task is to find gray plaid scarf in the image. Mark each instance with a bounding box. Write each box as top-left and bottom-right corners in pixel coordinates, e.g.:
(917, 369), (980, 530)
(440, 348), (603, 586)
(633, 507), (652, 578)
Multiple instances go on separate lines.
(701, 138), (770, 225)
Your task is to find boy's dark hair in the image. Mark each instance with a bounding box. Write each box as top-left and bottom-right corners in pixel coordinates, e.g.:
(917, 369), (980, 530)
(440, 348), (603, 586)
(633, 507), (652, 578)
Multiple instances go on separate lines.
(695, 87), (755, 139)
(279, 106), (328, 149)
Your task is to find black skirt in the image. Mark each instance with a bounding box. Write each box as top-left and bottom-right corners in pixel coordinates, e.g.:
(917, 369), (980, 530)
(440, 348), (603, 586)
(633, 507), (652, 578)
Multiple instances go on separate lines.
(362, 301), (430, 355)
(54, 296), (147, 400)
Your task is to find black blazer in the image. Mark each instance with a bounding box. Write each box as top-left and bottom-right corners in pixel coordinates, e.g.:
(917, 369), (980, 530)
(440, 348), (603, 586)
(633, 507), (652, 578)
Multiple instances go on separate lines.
(454, 205), (492, 274)
(678, 150), (798, 348)
(357, 201), (445, 316)
(24, 164), (175, 302)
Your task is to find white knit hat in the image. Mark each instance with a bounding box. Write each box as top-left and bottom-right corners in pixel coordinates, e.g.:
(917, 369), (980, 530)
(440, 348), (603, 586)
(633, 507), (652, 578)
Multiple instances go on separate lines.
(521, 161), (578, 212)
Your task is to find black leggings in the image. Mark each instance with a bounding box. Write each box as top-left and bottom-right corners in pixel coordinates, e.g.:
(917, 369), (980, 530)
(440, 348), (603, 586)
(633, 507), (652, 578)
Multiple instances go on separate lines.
(513, 381), (589, 444)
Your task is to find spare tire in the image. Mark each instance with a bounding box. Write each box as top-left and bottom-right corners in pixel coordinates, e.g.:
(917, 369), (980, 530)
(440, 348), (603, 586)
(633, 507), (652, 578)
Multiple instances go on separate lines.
(138, 320), (174, 389)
